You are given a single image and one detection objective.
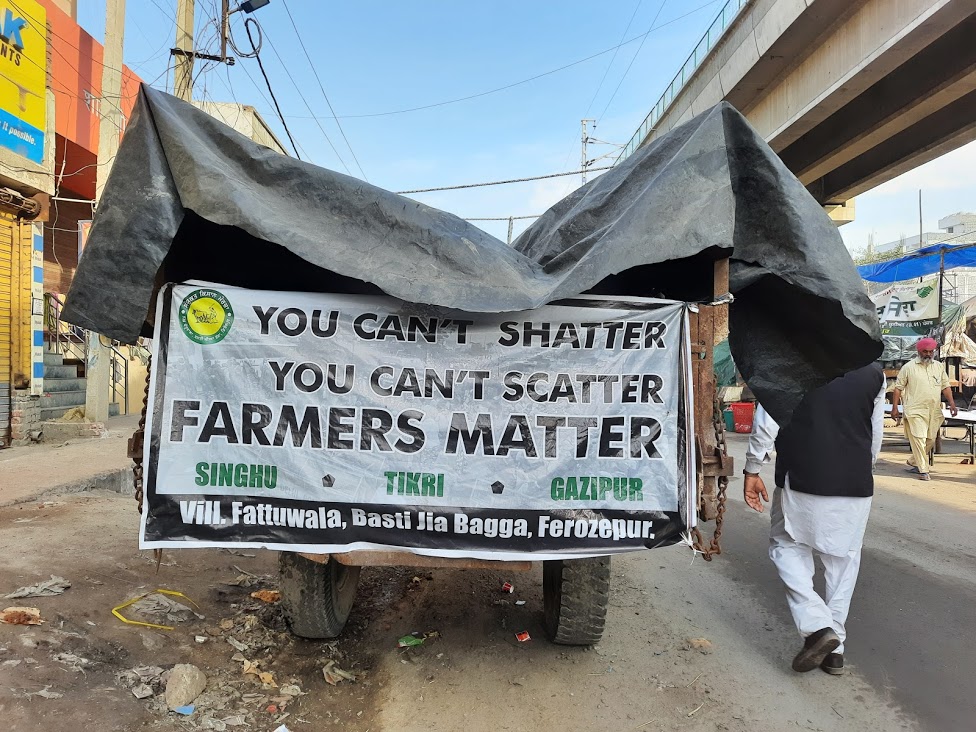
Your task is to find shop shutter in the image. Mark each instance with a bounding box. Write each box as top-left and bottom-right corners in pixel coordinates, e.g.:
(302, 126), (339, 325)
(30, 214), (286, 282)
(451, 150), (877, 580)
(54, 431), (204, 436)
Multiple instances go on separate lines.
(0, 212), (15, 445)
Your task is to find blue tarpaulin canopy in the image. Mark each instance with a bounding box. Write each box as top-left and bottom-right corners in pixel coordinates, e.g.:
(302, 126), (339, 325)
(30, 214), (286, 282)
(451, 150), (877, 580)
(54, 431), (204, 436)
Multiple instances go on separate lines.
(858, 242), (976, 282)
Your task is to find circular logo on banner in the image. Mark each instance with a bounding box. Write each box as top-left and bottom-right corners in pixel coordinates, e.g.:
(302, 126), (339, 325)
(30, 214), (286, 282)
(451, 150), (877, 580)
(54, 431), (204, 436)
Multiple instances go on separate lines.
(179, 289), (234, 344)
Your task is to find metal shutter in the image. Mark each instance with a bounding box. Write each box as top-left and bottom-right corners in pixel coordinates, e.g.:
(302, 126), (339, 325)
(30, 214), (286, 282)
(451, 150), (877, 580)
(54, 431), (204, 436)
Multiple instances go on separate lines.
(0, 212), (14, 445)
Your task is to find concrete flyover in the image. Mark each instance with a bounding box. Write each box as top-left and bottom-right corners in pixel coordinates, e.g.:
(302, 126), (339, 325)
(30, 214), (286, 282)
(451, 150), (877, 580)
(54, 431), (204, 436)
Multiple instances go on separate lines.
(618, 0), (976, 223)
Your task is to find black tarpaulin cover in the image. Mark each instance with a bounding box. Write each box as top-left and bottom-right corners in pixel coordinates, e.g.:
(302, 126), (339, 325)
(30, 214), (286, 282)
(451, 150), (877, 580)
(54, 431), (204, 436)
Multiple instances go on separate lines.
(63, 85), (880, 424)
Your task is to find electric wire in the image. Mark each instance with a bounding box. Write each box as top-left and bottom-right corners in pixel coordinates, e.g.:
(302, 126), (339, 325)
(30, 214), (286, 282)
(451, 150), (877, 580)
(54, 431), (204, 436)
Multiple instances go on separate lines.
(462, 215), (540, 221)
(269, 0), (720, 121)
(395, 166), (613, 195)
(583, 0), (643, 121)
(256, 21), (353, 174)
(556, 0), (643, 177)
(243, 18), (302, 159)
(281, 0), (368, 181)
(598, 0), (669, 122)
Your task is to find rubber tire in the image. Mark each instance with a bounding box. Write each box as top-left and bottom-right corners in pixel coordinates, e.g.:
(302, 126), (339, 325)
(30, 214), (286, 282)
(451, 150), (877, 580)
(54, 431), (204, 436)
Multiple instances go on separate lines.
(543, 556), (611, 645)
(278, 552), (361, 639)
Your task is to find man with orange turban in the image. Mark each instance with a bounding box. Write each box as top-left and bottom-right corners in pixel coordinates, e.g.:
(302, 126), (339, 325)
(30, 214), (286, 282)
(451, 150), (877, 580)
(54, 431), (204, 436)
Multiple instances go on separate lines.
(891, 337), (957, 481)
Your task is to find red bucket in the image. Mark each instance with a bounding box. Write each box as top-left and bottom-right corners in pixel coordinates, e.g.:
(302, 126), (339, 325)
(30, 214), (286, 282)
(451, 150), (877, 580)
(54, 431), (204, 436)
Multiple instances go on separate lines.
(730, 402), (755, 434)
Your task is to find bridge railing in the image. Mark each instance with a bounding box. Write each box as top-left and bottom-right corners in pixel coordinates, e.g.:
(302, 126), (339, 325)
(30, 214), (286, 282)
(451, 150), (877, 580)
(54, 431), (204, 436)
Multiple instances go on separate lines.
(616, 0), (749, 164)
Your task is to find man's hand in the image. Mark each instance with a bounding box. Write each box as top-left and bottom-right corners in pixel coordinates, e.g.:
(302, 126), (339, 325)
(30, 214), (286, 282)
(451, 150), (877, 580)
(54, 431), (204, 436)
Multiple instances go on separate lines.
(743, 473), (769, 513)
(950, 403), (959, 418)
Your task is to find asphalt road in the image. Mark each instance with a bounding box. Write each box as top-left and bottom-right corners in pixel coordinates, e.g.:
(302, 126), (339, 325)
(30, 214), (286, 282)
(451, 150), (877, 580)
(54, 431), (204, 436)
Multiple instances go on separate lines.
(707, 431), (976, 732)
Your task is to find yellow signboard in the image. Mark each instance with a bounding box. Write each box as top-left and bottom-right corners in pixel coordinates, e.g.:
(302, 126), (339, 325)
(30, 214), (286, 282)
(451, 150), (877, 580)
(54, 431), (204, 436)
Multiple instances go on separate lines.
(0, 0), (46, 163)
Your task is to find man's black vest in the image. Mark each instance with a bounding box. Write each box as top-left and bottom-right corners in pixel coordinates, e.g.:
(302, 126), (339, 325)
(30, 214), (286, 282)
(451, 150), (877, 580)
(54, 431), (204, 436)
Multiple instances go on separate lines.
(774, 363), (884, 498)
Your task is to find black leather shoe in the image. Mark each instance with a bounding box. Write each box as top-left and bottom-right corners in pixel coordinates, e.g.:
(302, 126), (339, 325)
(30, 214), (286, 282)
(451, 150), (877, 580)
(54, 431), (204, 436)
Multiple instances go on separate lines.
(821, 652), (844, 675)
(792, 628), (840, 672)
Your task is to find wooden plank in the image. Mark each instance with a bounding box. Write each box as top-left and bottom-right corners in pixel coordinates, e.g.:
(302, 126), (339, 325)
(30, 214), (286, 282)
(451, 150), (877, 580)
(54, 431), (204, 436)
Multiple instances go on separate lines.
(695, 257), (732, 522)
(298, 551), (534, 571)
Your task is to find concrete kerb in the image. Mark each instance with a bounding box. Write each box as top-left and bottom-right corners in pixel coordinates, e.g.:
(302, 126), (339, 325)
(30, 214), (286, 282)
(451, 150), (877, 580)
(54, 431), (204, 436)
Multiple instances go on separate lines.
(1, 467), (135, 508)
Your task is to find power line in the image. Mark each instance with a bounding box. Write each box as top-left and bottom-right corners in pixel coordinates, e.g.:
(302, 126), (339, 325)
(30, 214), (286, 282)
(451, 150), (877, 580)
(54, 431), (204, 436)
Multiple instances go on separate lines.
(556, 2), (644, 185)
(231, 52), (309, 157)
(187, 0), (721, 128)
(463, 215), (540, 221)
(598, 0), (669, 122)
(395, 166), (613, 195)
(252, 19), (353, 174)
(270, 0), (720, 121)
(584, 0), (643, 121)
(281, 0), (368, 181)
(243, 19), (302, 159)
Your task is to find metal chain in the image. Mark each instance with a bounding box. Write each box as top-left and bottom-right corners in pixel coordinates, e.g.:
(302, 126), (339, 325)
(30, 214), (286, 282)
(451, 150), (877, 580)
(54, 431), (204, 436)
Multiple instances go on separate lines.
(130, 356), (152, 514)
(691, 398), (729, 561)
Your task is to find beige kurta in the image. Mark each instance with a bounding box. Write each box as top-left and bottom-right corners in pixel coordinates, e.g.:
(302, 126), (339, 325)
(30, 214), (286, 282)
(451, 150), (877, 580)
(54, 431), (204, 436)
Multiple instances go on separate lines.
(895, 357), (950, 472)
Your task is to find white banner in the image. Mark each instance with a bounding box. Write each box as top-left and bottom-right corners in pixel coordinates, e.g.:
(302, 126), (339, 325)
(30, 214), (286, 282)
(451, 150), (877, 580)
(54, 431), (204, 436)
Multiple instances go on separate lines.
(872, 278), (939, 334)
(142, 283), (695, 559)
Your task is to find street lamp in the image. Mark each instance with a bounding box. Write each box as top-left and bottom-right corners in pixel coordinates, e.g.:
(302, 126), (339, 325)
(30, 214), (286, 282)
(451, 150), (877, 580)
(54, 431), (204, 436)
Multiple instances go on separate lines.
(237, 0), (271, 13)
(222, 0), (272, 61)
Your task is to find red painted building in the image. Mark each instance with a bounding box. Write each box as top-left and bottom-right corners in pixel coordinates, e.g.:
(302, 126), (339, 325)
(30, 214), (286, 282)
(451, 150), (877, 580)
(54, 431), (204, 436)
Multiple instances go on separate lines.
(38, 0), (143, 295)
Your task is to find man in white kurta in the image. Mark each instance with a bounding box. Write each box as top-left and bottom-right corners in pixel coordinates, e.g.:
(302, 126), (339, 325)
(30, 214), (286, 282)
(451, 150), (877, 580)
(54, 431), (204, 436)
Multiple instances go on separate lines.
(744, 367), (885, 675)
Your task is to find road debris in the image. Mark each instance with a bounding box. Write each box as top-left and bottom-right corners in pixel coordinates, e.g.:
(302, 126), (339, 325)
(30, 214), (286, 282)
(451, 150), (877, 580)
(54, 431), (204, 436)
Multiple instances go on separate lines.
(117, 664), (165, 698)
(242, 658), (277, 687)
(113, 589), (202, 630)
(0, 607), (44, 625)
(223, 566), (269, 588)
(501, 581), (514, 594)
(685, 637), (713, 654)
(398, 632), (426, 647)
(24, 686), (62, 700)
(515, 600), (526, 606)
(52, 651), (92, 673)
(226, 637), (248, 652)
(515, 631), (531, 642)
(174, 705), (195, 716)
(132, 683), (154, 699)
(165, 663), (208, 710)
(195, 635), (208, 643)
(322, 660), (357, 685)
(249, 589), (281, 603)
(5, 575), (71, 598)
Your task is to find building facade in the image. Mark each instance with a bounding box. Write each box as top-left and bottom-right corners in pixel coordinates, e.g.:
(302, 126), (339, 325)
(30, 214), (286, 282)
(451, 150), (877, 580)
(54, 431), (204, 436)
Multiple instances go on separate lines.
(0, 0), (288, 446)
(0, 0), (52, 445)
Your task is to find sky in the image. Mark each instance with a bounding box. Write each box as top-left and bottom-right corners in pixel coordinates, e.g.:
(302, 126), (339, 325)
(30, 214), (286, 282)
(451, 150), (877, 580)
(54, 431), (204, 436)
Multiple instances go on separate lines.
(75, 0), (975, 249)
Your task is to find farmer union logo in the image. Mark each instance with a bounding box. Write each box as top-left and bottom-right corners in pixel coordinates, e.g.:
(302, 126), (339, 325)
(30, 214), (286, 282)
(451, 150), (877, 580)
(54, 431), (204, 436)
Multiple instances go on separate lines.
(179, 289), (234, 344)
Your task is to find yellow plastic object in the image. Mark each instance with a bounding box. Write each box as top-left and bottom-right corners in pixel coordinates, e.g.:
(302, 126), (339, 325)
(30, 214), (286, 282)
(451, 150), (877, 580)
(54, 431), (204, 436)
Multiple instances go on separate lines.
(111, 589), (200, 631)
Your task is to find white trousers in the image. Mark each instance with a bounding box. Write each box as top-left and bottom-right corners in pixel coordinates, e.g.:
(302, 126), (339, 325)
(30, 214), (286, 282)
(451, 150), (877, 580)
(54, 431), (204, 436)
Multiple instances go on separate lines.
(768, 487), (864, 654)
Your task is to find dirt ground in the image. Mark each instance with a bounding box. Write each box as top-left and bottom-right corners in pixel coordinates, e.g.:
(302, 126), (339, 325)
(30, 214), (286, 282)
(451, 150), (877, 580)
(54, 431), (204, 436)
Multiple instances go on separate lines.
(0, 485), (916, 732)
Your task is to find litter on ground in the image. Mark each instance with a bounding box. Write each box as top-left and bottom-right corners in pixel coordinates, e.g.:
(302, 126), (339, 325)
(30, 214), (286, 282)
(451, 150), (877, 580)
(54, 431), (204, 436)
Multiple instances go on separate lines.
(5, 575), (70, 599)
(0, 607), (44, 625)
(322, 660), (357, 686)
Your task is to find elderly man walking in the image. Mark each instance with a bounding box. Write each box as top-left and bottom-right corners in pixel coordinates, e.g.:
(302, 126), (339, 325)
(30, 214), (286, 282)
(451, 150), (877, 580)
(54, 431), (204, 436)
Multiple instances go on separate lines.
(891, 337), (957, 481)
(744, 364), (885, 675)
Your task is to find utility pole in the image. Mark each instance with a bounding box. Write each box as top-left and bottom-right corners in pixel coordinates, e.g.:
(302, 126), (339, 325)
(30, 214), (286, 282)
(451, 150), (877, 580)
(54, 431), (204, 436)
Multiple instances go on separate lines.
(919, 189), (923, 249)
(581, 119), (595, 184)
(174, 0), (195, 101)
(84, 0), (126, 424)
